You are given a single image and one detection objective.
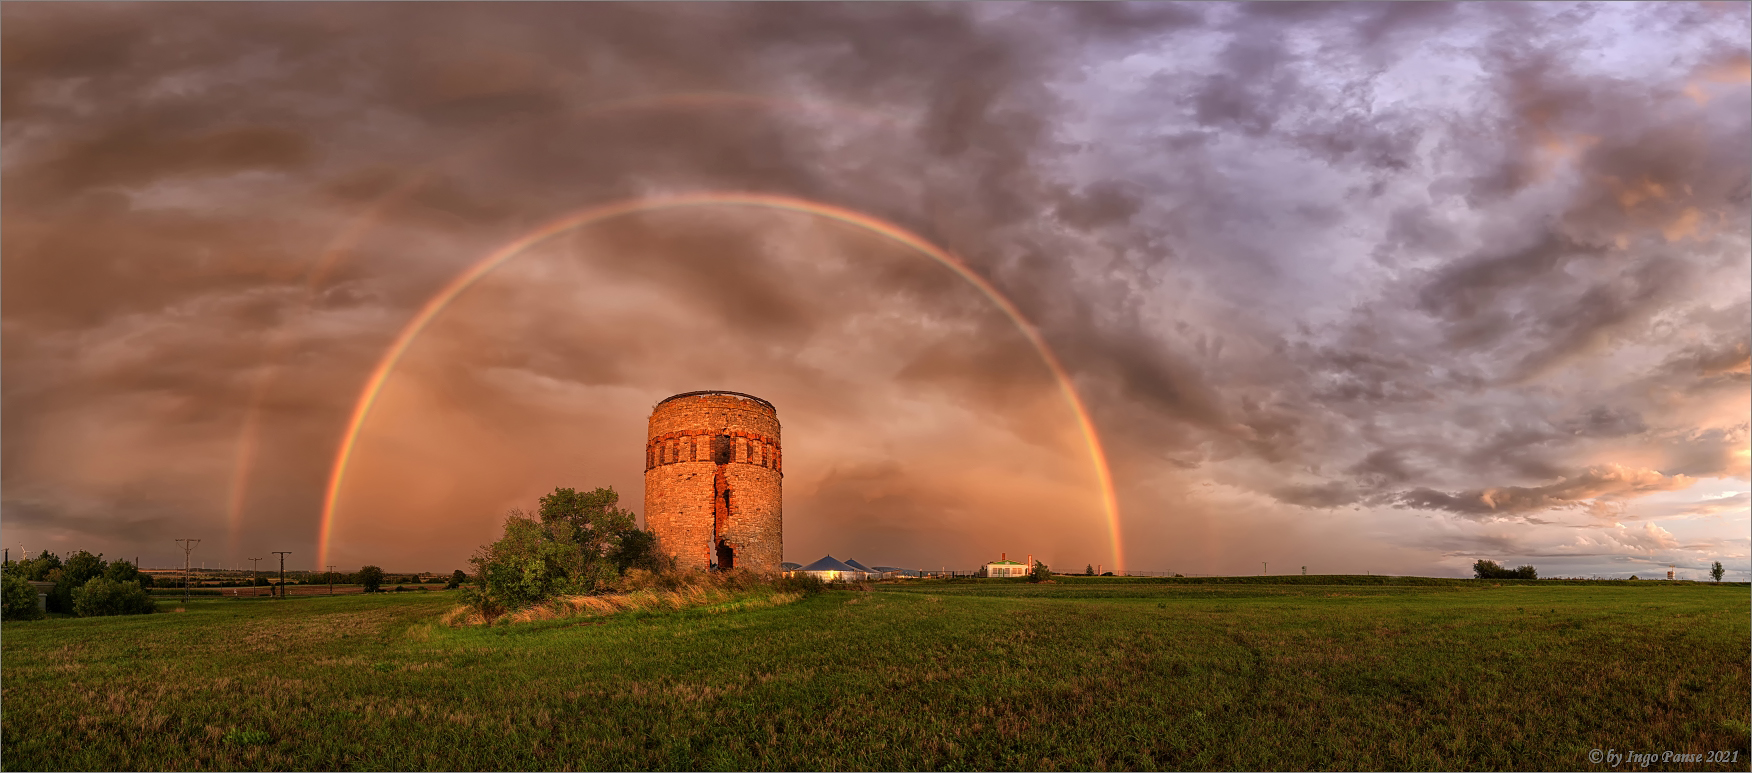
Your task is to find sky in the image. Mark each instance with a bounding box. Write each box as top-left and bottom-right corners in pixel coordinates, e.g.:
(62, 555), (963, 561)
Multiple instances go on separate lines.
(3, 2), (1748, 579)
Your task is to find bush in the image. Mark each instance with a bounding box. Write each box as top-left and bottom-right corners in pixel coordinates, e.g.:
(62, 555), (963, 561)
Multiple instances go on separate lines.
(72, 577), (156, 617)
(1474, 559), (1537, 580)
(11, 550), (62, 582)
(774, 572), (826, 596)
(48, 550), (109, 614)
(1028, 561), (1052, 583)
(104, 559), (149, 587)
(465, 486), (656, 618)
(445, 569), (466, 590)
(2, 573), (45, 621)
(359, 565), (385, 593)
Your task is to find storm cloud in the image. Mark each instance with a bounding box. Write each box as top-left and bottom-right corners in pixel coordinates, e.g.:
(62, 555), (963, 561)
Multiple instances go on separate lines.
(4, 2), (1747, 580)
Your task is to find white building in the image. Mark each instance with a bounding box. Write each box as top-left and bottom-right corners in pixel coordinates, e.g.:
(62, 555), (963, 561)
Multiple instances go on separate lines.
(984, 553), (1029, 578)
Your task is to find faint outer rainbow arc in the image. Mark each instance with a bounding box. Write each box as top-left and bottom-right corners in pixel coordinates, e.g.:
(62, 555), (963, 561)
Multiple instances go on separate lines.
(224, 91), (908, 557)
(223, 169), (437, 556)
(315, 192), (1123, 571)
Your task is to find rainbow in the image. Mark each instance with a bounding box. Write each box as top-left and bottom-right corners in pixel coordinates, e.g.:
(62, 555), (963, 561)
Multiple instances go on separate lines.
(222, 170), (437, 556)
(315, 192), (1123, 571)
(224, 92), (902, 556)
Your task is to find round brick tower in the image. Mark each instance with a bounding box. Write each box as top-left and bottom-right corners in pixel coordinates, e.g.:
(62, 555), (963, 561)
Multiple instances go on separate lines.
(644, 391), (781, 572)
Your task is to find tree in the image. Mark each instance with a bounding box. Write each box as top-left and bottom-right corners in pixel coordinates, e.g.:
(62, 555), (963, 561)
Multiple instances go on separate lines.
(1085, 564), (1095, 576)
(608, 527), (668, 573)
(465, 486), (659, 618)
(15, 550), (62, 582)
(104, 559), (144, 586)
(50, 551), (108, 614)
(2, 573), (44, 621)
(1711, 561), (1725, 583)
(445, 570), (467, 590)
(1028, 561), (1052, 583)
(358, 565), (385, 593)
(1473, 560), (1536, 580)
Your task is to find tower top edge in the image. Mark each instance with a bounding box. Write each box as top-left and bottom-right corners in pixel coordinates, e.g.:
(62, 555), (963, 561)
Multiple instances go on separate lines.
(653, 391), (777, 414)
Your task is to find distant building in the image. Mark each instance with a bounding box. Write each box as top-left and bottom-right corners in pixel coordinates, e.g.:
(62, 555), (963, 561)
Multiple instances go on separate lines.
(796, 555), (868, 582)
(984, 553), (1028, 578)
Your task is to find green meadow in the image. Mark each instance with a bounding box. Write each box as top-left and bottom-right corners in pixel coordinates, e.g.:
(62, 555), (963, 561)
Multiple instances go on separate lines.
(2, 578), (1746, 771)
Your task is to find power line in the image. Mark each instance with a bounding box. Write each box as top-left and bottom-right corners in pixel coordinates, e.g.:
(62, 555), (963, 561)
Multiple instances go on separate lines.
(175, 539), (201, 605)
(271, 551), (291, 599)
(249, 557), (263, 598)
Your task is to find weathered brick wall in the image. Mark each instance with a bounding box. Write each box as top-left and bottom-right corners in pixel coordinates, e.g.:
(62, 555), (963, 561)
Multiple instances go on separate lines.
(644, 392), (781, 571)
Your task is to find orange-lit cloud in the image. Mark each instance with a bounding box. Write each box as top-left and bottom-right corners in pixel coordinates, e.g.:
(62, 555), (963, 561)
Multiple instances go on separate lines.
(4, 3), (1746, 579)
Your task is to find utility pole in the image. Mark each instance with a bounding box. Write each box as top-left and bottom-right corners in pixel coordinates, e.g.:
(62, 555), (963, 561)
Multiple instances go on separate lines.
(1262, 562), (1268, 576)
(272, 551), (291, 599)
(175, 539), (201, 604)
(327, 565), (336, 595)
(249, 557), (263, 598)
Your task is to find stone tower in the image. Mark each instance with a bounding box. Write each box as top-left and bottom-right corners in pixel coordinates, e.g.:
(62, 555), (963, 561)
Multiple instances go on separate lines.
(644, 391), (781, 571)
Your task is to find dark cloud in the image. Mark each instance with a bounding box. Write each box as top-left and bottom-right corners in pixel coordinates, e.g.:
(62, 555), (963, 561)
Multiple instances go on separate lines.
(1399, 464), (1697, 519)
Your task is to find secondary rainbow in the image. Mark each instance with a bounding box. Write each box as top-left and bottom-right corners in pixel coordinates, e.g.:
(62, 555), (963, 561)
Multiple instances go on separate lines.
(316, 192), (1123, 570)
(225, 92), (904, 554)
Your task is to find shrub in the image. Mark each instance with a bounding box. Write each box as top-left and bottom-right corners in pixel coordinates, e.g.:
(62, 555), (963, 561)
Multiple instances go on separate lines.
(445, 569), (466, 590)
(465, 486), (657, 618)
(1474, 560), (1537, 580)
(48, 550), (108, 614)
(72, 577), (155, 617)
(359, 565), (385, 593)
(103, 559), (150, 587)
(1028, 561), (1052, 583)
(774, 572), (826, 597)
(2, 573), (45, 621)
(14, 550), (62, 581)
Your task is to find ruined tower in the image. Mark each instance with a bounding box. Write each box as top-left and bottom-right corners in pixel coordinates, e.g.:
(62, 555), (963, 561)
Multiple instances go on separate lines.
(644, 391), (781, 571)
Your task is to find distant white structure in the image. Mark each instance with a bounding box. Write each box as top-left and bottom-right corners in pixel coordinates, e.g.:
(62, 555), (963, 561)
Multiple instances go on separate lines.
(984, 553), (1029, 578)
(796, 555), (870, 582)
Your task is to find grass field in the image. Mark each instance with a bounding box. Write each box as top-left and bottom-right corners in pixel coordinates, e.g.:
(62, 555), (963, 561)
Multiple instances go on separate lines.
(2, 577), (1746, 771)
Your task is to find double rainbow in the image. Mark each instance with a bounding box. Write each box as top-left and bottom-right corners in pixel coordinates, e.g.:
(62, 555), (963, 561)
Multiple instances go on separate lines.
(315, 192), (1123, 571)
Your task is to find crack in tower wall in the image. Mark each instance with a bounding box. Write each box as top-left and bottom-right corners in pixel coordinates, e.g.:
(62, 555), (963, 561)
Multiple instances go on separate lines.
(643, 393), (781, 572)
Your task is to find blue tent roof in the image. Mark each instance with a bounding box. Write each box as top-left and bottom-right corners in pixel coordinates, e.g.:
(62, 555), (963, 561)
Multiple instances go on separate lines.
(843, 559), (876, 572)
(799, 555), (860, 573)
